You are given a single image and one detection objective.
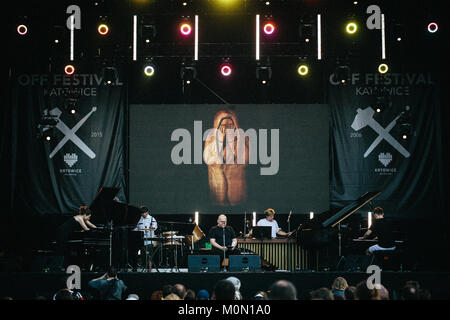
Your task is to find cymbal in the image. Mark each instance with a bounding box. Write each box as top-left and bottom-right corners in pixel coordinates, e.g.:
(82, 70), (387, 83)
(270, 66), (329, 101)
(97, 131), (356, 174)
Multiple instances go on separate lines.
(140, 227), (155, 230)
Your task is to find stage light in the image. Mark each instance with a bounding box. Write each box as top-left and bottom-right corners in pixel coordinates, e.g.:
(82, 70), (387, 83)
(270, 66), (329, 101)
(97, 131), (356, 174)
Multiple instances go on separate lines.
(98, 23), (109, 35)
(299, 22), (314, 43)
(181, 64), (197, 84)
(220, 64), (232, 77)
(263, 22), (275, 35)
(346, 22), (358, 34)
(310, 212), (314, 220)
(297, 64), (309, 76)
(256, 63), (272, 84)
(375, 96), (386, 113)
(334, 65), (350, 84)
(103, 67), (117, 85)
(17, 24), (28, 35)
(180, 23), (192, 36)
(144, 63), (155, 77)
(141, 23), (157, 44)
(368, 212), (372, 228)
(393, 23), (404, 42)
(378, 63), (389, 74)
(253, 212), (256, 227)
(64, 65), (75, 75)
(195, 211), (199, 225)
(427, 22), (438, 33)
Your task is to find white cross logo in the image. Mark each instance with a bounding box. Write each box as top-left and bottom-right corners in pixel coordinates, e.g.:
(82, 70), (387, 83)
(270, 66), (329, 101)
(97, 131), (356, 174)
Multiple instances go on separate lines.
(351, 107), (410, 158)
(48, 107), (97, 159)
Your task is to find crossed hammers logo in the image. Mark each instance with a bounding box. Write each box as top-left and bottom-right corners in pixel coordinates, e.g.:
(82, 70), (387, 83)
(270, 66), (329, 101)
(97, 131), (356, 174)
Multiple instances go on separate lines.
(351, 107), (410, 158)
(48, 107), (97, 159)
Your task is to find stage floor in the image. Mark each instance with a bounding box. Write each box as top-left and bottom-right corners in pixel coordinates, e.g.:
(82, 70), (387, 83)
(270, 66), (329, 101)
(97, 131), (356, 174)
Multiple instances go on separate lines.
(1, 271), (450, 300)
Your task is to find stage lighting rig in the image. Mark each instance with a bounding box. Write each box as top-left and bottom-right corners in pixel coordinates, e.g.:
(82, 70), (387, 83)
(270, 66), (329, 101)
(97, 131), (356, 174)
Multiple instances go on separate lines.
(64, 64), (75, 75)
(220, 59), (232, 77)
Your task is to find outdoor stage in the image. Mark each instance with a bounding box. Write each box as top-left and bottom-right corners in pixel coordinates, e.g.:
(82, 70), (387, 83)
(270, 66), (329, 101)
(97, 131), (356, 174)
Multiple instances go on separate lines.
(1, 271), (450, 300)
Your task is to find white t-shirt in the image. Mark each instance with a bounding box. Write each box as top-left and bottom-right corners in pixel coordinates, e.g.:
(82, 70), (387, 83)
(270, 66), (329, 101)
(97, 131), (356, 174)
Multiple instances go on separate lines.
(257, 219), (280, 238)
(134, 215), (158, 245)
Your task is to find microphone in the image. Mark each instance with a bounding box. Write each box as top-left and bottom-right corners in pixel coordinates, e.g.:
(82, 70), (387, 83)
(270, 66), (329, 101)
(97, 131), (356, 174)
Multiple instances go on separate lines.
(287, 210), (292, 223)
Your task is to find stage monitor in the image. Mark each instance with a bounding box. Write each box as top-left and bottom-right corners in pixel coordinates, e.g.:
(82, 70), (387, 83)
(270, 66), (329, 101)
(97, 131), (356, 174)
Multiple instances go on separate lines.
(229, 255), (261, 272)
(188, 255), (220, 272)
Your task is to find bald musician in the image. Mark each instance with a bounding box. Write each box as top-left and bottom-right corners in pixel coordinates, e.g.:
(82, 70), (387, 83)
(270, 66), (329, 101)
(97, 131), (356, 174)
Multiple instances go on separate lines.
(208, 214), (239, 264)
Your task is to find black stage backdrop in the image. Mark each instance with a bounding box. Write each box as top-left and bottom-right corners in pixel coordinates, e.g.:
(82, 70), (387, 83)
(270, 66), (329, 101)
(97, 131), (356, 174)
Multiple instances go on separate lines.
(130, 104), (329, 214)
(328, 72), (444, 220)
(9, 71), (127, 215)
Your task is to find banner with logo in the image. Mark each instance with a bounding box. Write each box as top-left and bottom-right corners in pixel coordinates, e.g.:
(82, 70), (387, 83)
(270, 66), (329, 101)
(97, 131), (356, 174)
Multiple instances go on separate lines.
(328, 72), (444, 220)
(10, 71), (126, 215)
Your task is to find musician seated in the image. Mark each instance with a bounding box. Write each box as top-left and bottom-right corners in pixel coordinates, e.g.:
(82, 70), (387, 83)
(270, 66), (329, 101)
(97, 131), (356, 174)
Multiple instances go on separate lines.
(246, 208), (293, 239)
(207, 214), (240, 265)
(358, 207), (396, 255)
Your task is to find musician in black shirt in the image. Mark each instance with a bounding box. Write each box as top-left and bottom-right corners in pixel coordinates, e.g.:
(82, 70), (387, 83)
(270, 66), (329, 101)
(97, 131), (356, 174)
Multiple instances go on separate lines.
(208, 214), (239, 264)
(359, 207), (396, 255)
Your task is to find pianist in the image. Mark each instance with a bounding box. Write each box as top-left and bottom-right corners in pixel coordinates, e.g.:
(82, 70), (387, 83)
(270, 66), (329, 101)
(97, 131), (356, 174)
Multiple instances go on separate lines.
(55, 206), (97, 268)
(246, 208), (293, 239)
(358, 207), (396, 255)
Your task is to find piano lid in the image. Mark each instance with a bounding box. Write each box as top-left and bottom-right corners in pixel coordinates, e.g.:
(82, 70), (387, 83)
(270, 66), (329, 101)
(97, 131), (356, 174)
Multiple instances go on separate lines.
(322, 191), (381, 228)
(89, 187), (141, 226)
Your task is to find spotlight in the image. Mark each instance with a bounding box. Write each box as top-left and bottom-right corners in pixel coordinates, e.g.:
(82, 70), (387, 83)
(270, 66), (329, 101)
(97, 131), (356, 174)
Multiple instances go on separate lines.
(143, 62), (155, 77)
(299, 22), (314, 43)
(346, 22), (358, 34)
(180, 23), (192, 36)
(263, 22), (275, 35)
(378, 63), (389, 74)
(181, 64), (197, 84)
(141, 22), (157, 44)
(427, 22), (438, 33)
(64, 65), (75, 75)
(256, 64), (272, 84)
(374, 96), (387, 113)
(393, 23), (404, 42)
(65, 98), (78, 114)
(220, 64), (232, 77)
(17, 24), (28, 35)
(102, 66), (118, 85)
(98, 23), (109, 35)
(297, 64), (309, 76)
(334, 65), (350, 84)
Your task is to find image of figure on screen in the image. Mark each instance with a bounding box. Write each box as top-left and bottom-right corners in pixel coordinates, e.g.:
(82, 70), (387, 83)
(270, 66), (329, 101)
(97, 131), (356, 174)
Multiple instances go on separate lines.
(203, 109), (249, 206)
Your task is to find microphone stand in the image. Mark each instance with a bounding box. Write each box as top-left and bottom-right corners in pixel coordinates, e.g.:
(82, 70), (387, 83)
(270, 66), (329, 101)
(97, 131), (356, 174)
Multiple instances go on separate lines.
(222, 228), (227, 272)
(243, 212), (247, 254)
(287, 210), (292, 271)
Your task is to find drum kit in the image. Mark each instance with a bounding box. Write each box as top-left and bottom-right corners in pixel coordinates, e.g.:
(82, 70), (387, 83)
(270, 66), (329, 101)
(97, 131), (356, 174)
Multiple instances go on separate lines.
(134, 221), (205, 272)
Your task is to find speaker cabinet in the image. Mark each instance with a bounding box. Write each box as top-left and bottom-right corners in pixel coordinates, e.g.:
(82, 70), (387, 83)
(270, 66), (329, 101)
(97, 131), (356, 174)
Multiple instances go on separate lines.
(229, 255), (261, 272)
(188, 255), (220, 272)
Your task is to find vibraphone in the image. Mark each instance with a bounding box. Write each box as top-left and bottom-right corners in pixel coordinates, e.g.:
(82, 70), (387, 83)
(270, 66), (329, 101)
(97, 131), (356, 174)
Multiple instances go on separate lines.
(237, 238), (309, 271)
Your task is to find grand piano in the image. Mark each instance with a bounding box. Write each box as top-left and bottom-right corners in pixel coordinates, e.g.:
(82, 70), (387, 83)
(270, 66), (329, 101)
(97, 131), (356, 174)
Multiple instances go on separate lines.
(296, 191), (390, 270)
(67, 187), (143, 271)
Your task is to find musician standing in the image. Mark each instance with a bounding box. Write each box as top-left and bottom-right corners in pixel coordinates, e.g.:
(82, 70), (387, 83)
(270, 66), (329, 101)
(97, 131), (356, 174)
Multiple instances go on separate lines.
(208, 214), (239, 265)
(133, 206), (158, 270)
(358, 207), (396, 255)
(246, 208), (293, 239)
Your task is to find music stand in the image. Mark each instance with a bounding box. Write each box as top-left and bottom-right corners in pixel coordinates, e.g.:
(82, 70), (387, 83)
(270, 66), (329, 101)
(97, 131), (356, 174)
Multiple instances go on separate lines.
(252, 226), (272, 240)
